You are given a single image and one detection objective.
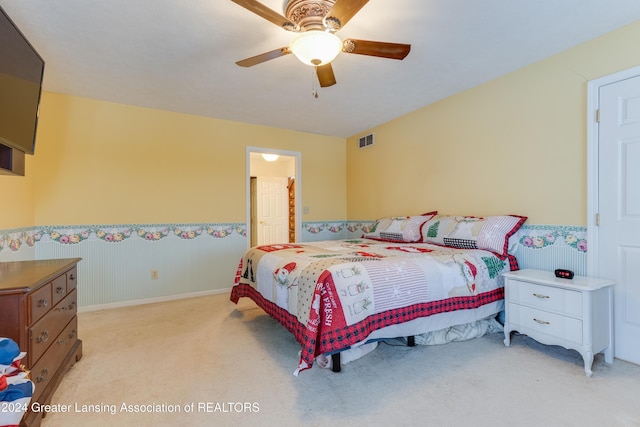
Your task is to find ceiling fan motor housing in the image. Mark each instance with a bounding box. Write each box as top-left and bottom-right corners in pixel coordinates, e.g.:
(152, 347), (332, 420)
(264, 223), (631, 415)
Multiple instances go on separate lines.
(284, 0), (337, 31)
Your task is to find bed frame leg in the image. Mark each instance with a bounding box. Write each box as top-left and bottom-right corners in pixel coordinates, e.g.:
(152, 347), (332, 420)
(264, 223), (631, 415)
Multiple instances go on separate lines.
(331, 353), (341, 372)
(407, 336), (415, 347)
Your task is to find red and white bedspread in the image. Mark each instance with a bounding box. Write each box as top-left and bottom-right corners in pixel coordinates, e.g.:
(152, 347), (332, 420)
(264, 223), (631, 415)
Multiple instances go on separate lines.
(230, 238), (518, 374)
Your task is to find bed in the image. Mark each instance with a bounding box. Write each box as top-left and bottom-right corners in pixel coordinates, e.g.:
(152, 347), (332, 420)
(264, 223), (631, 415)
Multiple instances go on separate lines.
(230, 213), (526, 374)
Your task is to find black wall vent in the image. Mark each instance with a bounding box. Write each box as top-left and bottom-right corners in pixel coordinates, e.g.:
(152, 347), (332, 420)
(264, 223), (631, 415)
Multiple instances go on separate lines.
(358, 133), (374, 149)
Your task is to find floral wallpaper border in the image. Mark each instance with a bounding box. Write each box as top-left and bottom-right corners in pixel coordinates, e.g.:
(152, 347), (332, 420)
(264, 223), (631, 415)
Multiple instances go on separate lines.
(0, 222), (587, 253)
(0, 223), (246, 253)
(303, 221), (376, 235)
(0, 221), (374, 253)
(517, 224), (587, 253)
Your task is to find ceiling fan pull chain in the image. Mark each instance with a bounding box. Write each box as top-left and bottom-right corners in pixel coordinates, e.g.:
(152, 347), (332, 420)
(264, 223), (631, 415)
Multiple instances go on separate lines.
(312, 67), (319, 98)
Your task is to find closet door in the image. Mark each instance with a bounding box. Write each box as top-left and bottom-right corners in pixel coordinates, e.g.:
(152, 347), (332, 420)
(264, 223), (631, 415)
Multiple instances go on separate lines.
(597, 75), (640, 365)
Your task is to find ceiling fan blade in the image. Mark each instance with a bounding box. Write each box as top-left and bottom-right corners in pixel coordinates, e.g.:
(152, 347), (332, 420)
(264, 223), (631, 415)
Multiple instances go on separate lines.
(236, 47), (291, 67)
(324, 0), (369, 30)
(316, 64), (336, 87)
(342, 39), (411, 60)
(231, 0), (297, 31)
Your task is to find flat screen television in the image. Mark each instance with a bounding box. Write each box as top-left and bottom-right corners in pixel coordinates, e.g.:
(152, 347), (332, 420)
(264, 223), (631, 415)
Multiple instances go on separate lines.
(0, 5), (44, 155)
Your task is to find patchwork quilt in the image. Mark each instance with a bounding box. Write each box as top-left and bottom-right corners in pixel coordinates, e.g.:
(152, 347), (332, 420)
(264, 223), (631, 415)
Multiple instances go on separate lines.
(230, 239), (517, 374)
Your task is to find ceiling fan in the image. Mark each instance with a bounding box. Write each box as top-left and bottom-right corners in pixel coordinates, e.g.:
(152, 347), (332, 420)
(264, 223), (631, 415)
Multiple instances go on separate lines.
(231, 0), (411, 88)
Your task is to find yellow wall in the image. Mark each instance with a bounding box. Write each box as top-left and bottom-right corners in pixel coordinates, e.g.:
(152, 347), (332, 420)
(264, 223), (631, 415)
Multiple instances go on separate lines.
(347, 20), (640, 225)
(5, 20), (640, 230)
(6, 93), (346, 227)
(0, 154), (35, 228)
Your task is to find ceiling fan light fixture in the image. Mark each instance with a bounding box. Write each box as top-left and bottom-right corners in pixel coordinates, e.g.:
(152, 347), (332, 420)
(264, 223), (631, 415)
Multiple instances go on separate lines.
(289, 30), (342, 66)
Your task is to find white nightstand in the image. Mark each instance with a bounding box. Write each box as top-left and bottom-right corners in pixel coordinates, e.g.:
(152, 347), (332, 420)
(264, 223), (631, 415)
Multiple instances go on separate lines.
(503, 269), (614, 377)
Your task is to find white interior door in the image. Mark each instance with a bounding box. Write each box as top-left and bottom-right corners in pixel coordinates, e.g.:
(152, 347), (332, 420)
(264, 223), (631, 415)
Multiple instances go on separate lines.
(598, 75), (640, 365)
(256, 176), (289, 246)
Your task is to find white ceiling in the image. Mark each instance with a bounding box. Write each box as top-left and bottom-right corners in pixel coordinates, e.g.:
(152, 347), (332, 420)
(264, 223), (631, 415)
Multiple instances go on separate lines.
(2, 0), (640, 138)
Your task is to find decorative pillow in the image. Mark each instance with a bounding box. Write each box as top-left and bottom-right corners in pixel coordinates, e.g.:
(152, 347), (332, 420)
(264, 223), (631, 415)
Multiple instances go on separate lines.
(421, 214), (527, 255)
(364, 212), (437, 242)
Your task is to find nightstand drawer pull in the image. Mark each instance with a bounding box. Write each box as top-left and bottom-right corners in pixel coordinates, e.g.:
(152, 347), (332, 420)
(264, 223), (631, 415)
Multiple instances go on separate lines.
(533, 318), (550, 325)
(533, 293), (550, 299)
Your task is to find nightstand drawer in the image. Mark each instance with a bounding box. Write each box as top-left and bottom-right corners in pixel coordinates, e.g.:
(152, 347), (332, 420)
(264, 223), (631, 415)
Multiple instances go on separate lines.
(508, 303), (583, 345)
(508, 279), (582, 317)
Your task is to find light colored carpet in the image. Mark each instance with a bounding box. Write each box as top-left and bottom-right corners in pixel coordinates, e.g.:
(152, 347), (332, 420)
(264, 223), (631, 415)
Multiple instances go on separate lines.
(40, 293), (640, 427)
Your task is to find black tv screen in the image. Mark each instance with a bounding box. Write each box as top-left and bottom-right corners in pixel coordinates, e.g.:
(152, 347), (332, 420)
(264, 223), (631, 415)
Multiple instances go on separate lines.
(0, 6), (44, 155)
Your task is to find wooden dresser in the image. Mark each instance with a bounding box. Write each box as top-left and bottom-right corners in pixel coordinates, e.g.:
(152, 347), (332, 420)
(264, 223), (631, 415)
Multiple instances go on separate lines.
(0, 258), (83, 426)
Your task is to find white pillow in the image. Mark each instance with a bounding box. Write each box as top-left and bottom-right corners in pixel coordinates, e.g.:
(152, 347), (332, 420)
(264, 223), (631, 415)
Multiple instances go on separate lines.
(364, 212), (437, 242)
(421, 214), (527, 255)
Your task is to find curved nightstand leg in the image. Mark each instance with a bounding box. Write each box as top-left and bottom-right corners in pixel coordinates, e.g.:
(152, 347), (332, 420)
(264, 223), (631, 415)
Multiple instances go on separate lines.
(583, 351), (594, 377)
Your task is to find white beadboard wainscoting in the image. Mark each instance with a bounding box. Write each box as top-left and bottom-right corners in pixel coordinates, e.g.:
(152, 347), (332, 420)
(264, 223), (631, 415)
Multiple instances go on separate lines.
(35, 225), (247, 310)
(0, 222), (587, 310)
(514, 225), (587, 276)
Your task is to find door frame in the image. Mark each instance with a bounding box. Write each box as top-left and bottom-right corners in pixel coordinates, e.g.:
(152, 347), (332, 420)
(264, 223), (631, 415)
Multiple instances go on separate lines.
(586, 65), (640, 276)
(246, 146), (302, 250)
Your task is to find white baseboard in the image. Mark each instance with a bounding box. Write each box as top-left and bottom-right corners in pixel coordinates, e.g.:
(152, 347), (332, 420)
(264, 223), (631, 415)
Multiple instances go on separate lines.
(78, 287), (232, 313)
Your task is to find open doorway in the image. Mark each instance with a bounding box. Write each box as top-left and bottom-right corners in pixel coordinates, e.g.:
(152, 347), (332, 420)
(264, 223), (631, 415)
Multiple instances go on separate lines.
(246, 147), (301, 249)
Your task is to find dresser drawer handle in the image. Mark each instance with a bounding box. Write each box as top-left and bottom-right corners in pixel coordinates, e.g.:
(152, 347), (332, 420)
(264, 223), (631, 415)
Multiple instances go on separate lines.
(36, 368), (49, 383)
(533, 293), (550, 299)
(38, 298), (49, 308)
(533, 318), (550, 325)
(37, 330), (49, 343)
(69, 274), (75, 281)
(56, 302), (76, 312)
(56, 286), (65, 294)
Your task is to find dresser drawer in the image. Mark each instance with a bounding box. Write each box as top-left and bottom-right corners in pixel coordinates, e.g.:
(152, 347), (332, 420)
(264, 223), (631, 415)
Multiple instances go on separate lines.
(29, 282), (52, 323)
(30, 316), (78, 402)
(67, 266), (78, 292)
(508, 279), (582, 318)
(52, 273), (68, 305)
(29, 289), (77, 365)
(509, 303), (583, 345)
